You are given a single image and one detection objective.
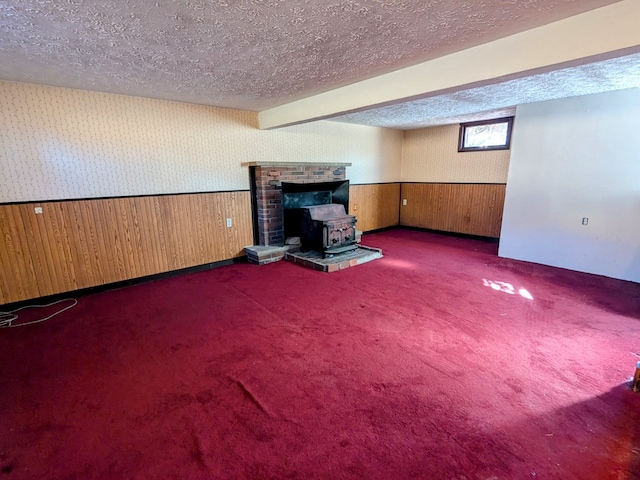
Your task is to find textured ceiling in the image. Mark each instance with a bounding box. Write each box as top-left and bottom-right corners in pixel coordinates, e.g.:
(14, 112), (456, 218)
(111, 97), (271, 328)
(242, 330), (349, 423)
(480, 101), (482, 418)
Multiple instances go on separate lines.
(332, 52), (640, 129)
(0, 0), (621, 116)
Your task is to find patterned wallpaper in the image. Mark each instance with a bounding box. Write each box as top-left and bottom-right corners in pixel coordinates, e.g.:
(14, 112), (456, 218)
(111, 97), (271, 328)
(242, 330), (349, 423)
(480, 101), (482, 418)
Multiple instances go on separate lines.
(401, 124), (511, 183)
(0, 81), (402, 203)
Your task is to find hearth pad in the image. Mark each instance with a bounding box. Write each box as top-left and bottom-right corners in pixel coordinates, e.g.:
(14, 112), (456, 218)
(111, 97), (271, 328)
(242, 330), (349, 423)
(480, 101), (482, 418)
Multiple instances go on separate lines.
(285, 245), (382, 272)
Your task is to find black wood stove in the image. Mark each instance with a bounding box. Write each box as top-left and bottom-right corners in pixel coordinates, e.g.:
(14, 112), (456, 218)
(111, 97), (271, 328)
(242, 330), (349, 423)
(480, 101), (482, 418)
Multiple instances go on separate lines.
(300, 203), (357, 257)
(281, 180), (358, 257)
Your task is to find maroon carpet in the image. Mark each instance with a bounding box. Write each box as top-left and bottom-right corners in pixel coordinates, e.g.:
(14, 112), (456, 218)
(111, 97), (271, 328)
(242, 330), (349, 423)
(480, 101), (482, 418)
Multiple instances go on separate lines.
(1, 229), (639, 479)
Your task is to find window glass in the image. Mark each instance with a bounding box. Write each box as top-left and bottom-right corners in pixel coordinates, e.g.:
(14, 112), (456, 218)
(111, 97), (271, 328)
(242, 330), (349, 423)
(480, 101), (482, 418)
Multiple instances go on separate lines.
(459, 117), (514, 152)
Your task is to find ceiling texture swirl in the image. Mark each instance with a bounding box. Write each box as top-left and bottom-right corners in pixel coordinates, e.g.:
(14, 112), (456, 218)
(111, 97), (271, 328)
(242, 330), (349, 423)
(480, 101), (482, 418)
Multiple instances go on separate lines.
(1, 0), (638, 128)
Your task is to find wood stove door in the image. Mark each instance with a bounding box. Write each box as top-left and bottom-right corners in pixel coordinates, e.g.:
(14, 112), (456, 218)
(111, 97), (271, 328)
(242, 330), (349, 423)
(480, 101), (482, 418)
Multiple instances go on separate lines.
(324, 221), (356, 249)
(342, 224), (356, 244)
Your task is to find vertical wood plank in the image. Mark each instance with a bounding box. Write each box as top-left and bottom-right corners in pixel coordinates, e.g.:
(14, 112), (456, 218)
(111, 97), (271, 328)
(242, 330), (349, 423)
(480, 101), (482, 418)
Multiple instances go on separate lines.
(78, 199), (108, 287)
(43, 202), (78, 294)
(138, 196), (169, 276)
(61, 200), (96, 289)
(149, 196), (170, 275)
(223, 191), (254, 258)
(159, 196), (182, 271)
(17, 204), (57, 297)
(0, 205), (40, 303)
(181, 194), (196, 267)
(212, 193), (228, 261)
(122, 198), (145, 278)
(90, 199), (121, 285)
(105, 198), (130, 282)
(25, 201), (73, 296)
(201, 193), (219, 262)
(189, 194), (207, 266)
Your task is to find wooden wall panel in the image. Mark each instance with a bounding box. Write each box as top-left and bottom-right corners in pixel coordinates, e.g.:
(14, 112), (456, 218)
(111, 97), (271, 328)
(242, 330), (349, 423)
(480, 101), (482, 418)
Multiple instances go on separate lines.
(0, 205), (40, 304)
(0, 191), (253, 305)
(400, 183), (506, 238)
(220, 191), (254, 259)
(26, 202), (79, 294)
(349, 183), (400, 232)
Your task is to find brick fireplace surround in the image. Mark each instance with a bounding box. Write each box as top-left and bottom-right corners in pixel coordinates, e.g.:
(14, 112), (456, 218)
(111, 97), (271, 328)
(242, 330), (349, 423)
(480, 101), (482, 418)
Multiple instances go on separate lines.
(243, 161), (351, 264)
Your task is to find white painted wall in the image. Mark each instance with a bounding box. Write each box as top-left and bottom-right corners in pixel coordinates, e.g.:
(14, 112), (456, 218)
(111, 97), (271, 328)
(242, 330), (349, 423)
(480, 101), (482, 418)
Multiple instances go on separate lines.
(499, 88), (640, 283)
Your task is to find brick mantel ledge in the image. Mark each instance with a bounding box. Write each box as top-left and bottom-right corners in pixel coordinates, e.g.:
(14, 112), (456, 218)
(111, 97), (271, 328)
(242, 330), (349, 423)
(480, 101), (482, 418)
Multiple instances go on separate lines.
(242, 161), (352, 167)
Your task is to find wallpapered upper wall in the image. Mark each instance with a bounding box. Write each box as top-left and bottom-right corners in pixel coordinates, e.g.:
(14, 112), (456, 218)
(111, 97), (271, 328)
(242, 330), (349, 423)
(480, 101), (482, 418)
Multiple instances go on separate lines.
(0, 81), (402, 203)
(401, 123), (511, 183)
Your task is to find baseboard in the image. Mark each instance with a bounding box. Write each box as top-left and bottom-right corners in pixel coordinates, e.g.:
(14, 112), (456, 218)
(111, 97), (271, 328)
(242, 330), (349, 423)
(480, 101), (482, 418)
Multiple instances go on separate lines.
(360, 225), (400, 235)
(390, 225), (500, 243)
(0, 256), (247, 311)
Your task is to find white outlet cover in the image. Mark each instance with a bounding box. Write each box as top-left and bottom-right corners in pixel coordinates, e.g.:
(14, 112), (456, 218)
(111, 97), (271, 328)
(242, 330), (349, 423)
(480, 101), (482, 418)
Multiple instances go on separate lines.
(226, 218), (232, 228)
(34, 207), (43, 214)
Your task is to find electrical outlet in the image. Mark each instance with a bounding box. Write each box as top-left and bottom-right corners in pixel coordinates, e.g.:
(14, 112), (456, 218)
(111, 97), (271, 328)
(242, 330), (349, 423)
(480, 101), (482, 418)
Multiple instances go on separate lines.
(34, 207), (43, 214)
(582, 217), (589, 226)
(402, 199), (407, 206)
(226, 218), (232, 228)
(353, 204), (357, 211)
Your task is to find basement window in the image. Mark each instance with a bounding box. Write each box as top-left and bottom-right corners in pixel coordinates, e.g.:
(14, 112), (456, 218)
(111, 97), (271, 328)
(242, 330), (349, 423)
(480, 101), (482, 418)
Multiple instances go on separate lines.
(458, 117), (514, 152)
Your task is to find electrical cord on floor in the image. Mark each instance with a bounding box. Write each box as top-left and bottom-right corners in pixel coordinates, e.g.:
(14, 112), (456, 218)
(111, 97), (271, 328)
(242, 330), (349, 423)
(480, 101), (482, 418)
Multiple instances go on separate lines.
(0, 298), (77, 328)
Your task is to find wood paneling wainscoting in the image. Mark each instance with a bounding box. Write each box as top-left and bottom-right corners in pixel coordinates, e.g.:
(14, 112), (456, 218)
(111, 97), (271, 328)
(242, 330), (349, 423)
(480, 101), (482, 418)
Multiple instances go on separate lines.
(400, 183), (506, 238)
(1, 182), (502, 304)
(0, 191), (253, 305)
(349, 183), (400, 233)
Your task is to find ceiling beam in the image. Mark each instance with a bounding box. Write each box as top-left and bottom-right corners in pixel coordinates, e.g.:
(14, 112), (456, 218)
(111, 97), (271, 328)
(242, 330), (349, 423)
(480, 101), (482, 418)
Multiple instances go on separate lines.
(258, 0), (640, 130)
